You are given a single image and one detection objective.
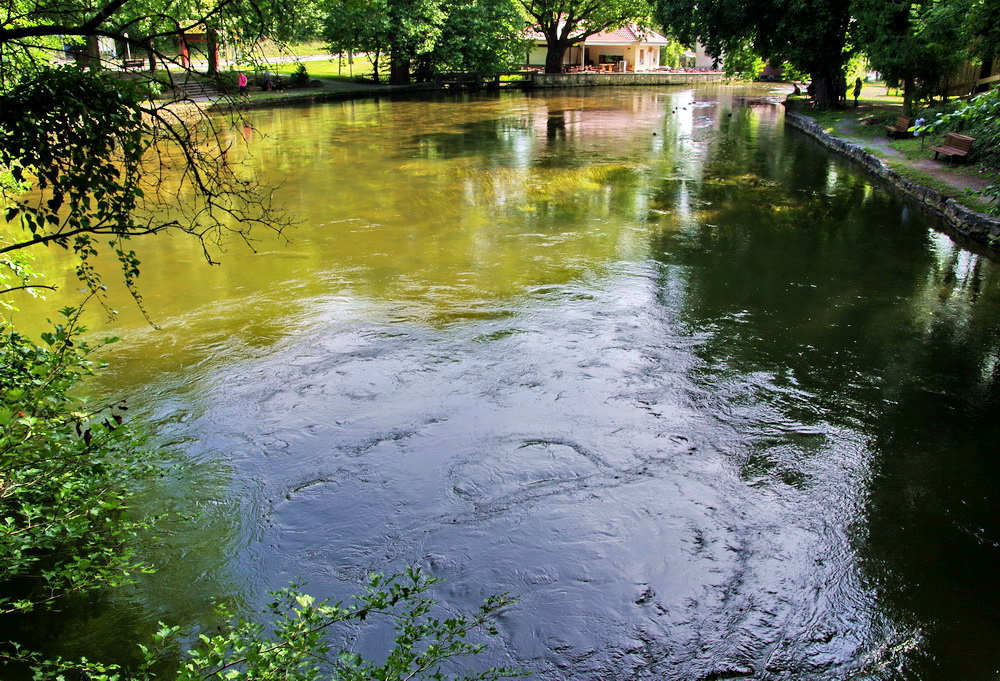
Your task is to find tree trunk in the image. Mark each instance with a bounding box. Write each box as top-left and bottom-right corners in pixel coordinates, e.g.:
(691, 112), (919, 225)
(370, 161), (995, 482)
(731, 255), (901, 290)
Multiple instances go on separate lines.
(390, 45), (410, 85)
(544, 37), (567, 74)
(902, 77), (915, 117)
(206, 28), (219, 75)
(810, 71), (841, 110)
(414, 56), (433, 83)
(145, 39), (157, 71)
(975, 54), (994, 93)
(372, 46), (381, 84)
(979, 54), (993, 80)
(85, 34), (101, 70)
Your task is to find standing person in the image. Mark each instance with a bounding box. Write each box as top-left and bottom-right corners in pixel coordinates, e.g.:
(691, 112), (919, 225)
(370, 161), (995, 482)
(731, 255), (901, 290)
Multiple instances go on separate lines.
(237, 72), (248, 96)
(853, 77), (863, 107)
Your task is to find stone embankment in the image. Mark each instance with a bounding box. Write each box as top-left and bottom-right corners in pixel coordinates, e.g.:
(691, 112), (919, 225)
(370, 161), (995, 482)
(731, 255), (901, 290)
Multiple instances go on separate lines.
(532, 71), (727, 88)
(785, 111), (1000, 250)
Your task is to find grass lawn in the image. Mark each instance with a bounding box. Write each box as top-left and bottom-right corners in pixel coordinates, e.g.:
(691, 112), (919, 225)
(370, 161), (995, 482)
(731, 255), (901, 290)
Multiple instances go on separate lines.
(254, 40), (329, 58)
(269, 55), (383, 82)
(855, 82), (907, 105)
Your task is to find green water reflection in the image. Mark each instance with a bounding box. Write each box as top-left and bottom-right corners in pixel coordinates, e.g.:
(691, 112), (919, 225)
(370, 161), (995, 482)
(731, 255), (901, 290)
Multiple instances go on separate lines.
(13, 88), (760, 378)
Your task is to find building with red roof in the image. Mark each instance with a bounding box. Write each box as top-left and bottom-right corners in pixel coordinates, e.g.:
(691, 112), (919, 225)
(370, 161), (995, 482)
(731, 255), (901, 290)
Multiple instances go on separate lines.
(526, 24), (672, 72)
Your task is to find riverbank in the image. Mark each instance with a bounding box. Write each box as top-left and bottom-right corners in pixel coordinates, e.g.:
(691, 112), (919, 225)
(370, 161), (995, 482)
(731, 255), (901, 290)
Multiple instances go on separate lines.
(203, 78), (429, 111)
(784, 106), (1000, 251)
(198, 69), (730, 111)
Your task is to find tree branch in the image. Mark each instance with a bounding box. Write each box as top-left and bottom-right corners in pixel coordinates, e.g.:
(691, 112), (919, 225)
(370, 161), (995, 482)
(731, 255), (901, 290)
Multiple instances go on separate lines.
(81, 0), (133, 33)
(0, 285), (58, 295)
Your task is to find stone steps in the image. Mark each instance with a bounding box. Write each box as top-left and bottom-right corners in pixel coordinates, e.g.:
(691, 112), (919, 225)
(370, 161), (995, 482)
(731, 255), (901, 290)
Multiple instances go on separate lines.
(177, 79), (221, 99)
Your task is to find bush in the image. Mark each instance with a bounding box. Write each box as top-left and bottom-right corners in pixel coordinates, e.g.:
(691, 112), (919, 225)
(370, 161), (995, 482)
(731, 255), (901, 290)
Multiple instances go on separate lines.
(918, 87), (1000, 213)
(289, 62), (309, 87)
(137, 71), (173, 99)
(0, 306), (154, 616)
(290, 62), (310, 87)
(214, 71), (241, 94)
(168, 568), (519, 681)
(11, 567), (521, 681)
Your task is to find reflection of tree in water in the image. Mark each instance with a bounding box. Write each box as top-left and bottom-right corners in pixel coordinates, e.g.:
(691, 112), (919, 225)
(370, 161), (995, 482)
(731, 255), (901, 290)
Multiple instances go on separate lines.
(458, 163), (642, 214)
(546, 111), (567, 143)
(405, 116), (536, 163)
(857, 236), (1000, 681)
(646, 110), (1000, 678)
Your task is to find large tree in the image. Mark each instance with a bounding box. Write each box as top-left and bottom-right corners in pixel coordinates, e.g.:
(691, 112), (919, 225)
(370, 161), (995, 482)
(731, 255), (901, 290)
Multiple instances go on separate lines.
(855, 0), (967, 115)
(955, 0), (998, 88)
(964, 0), (999, 62)
(383, 0), (447, 84)
(323, 0), (391, 80)
(518, 0), (655, 74)
(321, 0), (526, 84)
(656, 0), (855, 109)
(424, 0), (529, 76)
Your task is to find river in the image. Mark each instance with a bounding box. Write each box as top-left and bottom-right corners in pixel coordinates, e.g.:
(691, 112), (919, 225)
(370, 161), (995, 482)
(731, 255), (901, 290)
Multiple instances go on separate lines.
(8, 84), (1000, 680)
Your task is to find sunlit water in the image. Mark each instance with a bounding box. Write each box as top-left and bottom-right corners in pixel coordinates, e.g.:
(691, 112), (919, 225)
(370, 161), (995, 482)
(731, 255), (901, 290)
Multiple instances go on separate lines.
(8, 85), (1000, 680)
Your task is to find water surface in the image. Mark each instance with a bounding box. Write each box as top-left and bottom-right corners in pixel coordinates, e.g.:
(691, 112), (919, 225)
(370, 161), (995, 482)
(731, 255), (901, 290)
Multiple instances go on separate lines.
(12, 85), (1000, 680)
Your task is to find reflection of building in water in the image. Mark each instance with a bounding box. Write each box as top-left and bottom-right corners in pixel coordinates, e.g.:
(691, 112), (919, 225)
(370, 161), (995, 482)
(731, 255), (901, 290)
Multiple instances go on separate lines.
(528, 91), (693, 147)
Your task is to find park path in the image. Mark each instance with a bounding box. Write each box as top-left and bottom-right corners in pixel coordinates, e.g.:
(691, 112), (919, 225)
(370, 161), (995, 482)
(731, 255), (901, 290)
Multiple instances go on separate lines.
(833, 117), (992, 194)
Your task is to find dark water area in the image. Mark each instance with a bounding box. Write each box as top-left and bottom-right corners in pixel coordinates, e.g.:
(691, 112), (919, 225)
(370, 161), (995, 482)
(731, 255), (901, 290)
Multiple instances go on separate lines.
(8, 85), (1000, 680)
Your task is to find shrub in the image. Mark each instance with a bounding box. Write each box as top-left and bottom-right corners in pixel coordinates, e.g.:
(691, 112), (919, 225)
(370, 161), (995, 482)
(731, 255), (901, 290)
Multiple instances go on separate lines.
(10, 567), (521, 681)
(917, 87), (1000, 213)
(0, 306), (154, 616)
(214, 71), (241, 94)
(290, 62), (310, 87)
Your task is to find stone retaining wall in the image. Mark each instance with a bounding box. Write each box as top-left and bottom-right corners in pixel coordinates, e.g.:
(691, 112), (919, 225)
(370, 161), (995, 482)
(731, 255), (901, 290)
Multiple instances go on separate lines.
(205, 83), (432, 112)
(532, 72), (728, 88)
(785, 111), (1000, 250)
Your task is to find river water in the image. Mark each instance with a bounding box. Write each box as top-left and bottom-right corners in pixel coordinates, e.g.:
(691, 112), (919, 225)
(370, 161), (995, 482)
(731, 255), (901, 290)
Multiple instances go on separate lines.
(10, 85), (1000, 680)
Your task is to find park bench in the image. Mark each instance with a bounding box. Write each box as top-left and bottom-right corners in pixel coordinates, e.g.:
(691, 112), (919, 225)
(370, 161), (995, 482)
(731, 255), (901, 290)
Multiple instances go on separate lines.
(929, 132), (975, 162)
(885, 116), (912, 138)
(120, 58), (146, 70)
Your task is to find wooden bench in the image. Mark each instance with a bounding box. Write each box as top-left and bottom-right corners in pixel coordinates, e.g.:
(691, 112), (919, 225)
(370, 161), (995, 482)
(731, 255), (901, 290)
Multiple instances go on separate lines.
(929, 133), (975, 162)
(885, 116), (912, 137)
(120, 58), (146, 70)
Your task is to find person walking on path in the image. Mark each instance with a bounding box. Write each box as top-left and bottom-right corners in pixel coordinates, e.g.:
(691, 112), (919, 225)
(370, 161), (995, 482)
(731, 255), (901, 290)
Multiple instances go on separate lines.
(853, 77), (862, 107)
(238, 72), (248, 96)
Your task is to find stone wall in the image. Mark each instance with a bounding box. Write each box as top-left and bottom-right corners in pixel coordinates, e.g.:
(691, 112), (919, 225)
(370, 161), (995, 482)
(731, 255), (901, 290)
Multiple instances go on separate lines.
(532, 72), (728, 88)
(785, 112), (1000, 250)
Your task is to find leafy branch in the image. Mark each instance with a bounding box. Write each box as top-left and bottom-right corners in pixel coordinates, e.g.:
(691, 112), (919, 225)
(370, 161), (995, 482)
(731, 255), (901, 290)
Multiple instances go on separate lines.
(169, 567), (521, 681)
